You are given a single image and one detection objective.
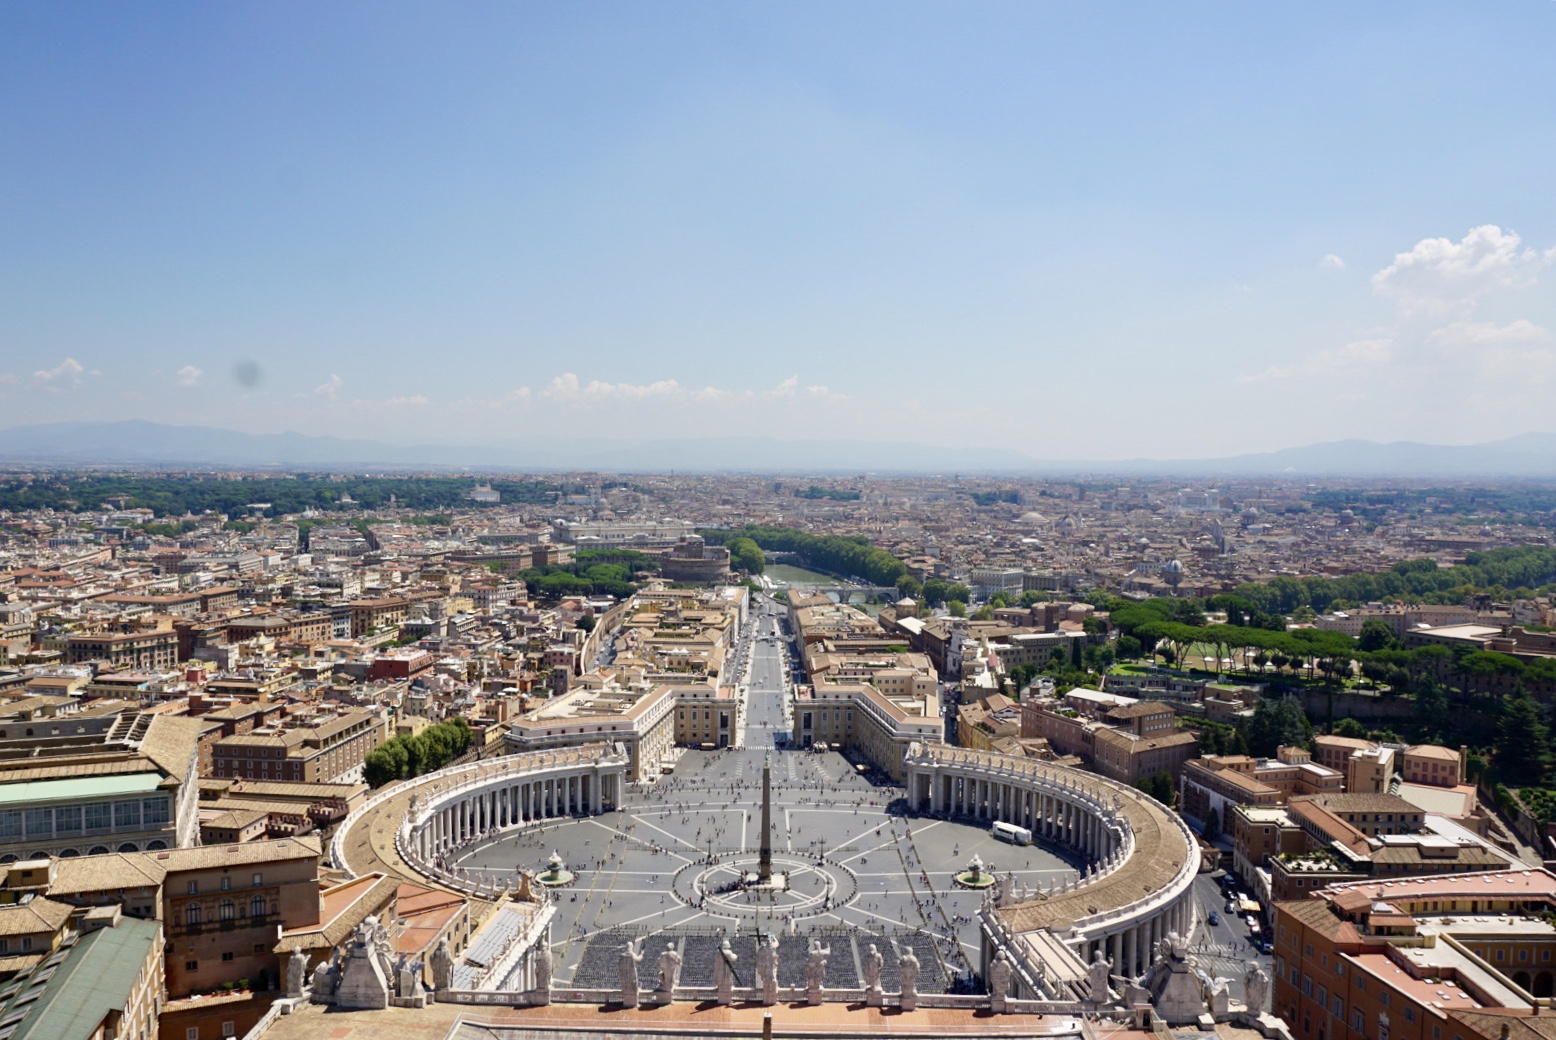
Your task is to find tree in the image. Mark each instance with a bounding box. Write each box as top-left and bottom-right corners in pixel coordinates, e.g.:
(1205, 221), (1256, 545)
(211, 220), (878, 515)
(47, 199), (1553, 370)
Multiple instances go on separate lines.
(947, 600), (967, 617)
(725, 537), (766, 574)
(576, 614), (596, 633)
(1497, 687), (1549, 783)
(972, 605), (995, 621)
(1331, 717), (1367, 739)
(1357, 618), (1398, 653)
(1246, 694), (1311, 758)
(1412, 677), (1450, 743)
(1203, 807), (1221, 842)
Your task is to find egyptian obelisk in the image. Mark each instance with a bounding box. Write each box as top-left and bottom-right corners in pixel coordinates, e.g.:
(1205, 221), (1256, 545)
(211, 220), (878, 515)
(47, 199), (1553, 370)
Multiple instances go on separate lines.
(758, 752), (773, 882)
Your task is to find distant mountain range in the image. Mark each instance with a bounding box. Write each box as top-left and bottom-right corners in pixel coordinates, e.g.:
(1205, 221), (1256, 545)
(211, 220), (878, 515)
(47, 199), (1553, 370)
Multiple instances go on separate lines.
(0, 420), (1554, 478)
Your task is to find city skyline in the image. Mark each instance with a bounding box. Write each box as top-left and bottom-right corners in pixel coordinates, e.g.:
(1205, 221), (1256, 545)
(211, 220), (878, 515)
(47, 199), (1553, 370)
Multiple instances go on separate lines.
(2, 3), (1554, 458)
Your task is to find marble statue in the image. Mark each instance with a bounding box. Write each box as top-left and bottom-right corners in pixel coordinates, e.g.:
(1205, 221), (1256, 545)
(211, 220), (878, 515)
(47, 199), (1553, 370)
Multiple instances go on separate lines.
(286, 948), (309, 999)
(618, 939), (644, 1006)
(713, 937), (738, 1004)
(430, 937), (455, 992)
(534, 942), (553, 1002)
(756, 934), (779, 1005)
(657, 941), (683, 994)
(1087, 951), (1112, 1003)
(989, 949), (1012, 1008)
(898, 948), (921, 1011)
(1209, 975), (1233, 1015)
(862, 943), (884, 994)
(804, 937), (830, 993)
(1243, 963), (1269, 1014)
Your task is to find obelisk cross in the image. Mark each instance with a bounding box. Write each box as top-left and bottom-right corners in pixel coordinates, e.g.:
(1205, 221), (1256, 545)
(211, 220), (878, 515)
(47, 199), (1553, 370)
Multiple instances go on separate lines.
(758, 752), (773, 882)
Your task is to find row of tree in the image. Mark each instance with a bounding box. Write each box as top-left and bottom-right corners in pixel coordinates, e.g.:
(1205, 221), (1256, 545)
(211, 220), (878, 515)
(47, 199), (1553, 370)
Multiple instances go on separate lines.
(701, 526), (909, 587)
(363, 717), (474, 788)
(1227, 547), (1556, 614)
(0, 474), (570, 517)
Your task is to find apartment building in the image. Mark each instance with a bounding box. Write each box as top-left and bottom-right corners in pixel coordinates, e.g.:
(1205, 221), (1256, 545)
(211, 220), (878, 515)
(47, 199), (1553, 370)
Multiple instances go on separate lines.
(1180, 747), (1345, 826)
(211, 708), (388, 784)
(1273, 870), (1556, 1040)
(64, 627), (179, 671)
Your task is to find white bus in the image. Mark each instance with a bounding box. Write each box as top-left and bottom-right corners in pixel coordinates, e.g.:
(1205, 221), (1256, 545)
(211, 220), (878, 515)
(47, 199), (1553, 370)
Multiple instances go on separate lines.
(991, 821), (1033, 846)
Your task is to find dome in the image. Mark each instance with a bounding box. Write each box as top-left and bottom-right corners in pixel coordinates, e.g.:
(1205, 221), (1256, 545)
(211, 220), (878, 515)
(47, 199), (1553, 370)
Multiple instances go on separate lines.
(1058, 516), (1077, 530)
(897, 597), (917, 607)
(1018, 512), (1049, 525)
(1162, 559), (1184, 574)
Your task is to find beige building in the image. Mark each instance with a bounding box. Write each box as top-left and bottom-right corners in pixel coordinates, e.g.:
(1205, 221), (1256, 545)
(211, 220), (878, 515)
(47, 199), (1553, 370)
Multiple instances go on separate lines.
(211, 707), (389, 783)
(791, 682), (943, 780)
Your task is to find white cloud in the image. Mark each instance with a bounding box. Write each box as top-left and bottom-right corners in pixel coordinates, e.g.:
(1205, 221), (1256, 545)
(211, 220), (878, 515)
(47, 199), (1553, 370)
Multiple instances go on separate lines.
(1372, 225), (1555, 314)
(33, 357), (85, 387)
(504, 386), (532, 404)
(382, 395), (429, 407)
(1428, 319), (1551, 349)
(176, 365), (203, 387)
(1428, 320), (1556, 379)
(536, 372), (852, 409)
(1239, 338), (1392, 383)
(313, 374), (344, 400)
(1321, 254), (1345, 270)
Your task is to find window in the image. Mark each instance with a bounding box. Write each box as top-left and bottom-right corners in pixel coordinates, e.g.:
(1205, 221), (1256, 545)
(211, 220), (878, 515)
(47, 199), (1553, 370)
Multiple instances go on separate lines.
(251, 895), (266, 917)
(143, 798), (170, 826)
(220, 876), (231, 891)
(1331, 996), (1344, 1018)
(1519, 948), (1529, 962)
(113, 801), (141, 829)
(187, 1029), (200, 1040)
(186, 905), (201, 926)
(23, 808), (50, 838)
(222, 951), (234, 962)
(1352, 1010), (1364, 1032)
(18, 938), (29, 952)
(1496, 949), (1506, 962)
(186, 961), (198, 972)
(1356, 977), (1365, 992)
(188, 880), (199, 895)
(1317, 986), (1327, 1007)
(0, 811), (20, 839)
(1380, 991), (1390, 1007)
(222, 1023), (235, 1038)
(252, 872), (263, 887)
(1302, 975), (1313, 997)
(220, 900), (234, 920)
(1404, 1008), (1416, 1023)
(54, 805), (82, 835)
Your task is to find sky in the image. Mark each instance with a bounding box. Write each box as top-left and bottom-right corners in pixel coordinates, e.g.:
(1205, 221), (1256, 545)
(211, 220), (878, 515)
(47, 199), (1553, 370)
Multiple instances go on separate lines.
(1, 2), (1554, 460)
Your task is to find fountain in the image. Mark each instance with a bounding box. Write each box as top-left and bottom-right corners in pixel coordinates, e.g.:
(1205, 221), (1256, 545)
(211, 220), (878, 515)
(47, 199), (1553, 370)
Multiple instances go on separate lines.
(536, 851), (576, 887)
(954, 852), (996, 889)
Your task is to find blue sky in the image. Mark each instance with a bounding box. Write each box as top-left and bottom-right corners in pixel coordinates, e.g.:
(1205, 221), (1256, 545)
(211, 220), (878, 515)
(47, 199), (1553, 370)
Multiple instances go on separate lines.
(2, 2), (1553, 458)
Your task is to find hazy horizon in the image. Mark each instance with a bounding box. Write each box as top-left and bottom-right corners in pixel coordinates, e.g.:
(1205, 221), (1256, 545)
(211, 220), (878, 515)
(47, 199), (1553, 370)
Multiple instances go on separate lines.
(2, 3), (1554, 458)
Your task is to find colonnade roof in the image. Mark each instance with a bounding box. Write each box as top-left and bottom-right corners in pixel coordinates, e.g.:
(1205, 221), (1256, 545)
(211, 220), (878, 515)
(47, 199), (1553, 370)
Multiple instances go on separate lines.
(912, 747), (1194, 933)
(334, 742), (619, 884)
